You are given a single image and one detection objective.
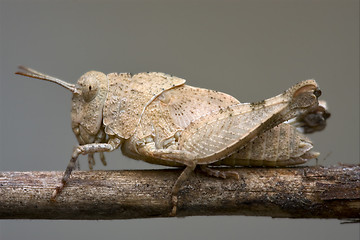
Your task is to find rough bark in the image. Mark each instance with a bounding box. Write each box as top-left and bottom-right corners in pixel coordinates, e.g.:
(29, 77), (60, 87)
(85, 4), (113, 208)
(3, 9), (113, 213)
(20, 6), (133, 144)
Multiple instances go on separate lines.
(0, 165), (359, 220)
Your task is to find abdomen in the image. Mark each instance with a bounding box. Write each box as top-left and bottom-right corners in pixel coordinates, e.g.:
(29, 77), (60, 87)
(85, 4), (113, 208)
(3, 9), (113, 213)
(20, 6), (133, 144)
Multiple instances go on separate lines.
(214, 123), (319, 167)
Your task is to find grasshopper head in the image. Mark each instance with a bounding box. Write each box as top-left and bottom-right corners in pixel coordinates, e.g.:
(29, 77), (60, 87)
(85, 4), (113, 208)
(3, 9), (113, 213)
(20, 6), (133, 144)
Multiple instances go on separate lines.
(16, 66), (108, 145)
(71, 71), (108, 144)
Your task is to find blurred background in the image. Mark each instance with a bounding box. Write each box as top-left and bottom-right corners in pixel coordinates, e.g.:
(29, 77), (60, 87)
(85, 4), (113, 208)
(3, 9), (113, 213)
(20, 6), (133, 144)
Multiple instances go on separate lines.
(0, 0), (359, 239)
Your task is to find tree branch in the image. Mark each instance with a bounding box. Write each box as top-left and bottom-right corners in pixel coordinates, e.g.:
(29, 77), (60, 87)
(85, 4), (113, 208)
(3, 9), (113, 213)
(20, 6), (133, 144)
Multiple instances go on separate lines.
(0, 165), (359, 220)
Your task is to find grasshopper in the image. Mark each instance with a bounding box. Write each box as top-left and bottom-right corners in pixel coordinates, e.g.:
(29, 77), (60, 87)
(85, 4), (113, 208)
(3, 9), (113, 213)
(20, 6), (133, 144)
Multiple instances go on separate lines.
(16, 66), (327, 216)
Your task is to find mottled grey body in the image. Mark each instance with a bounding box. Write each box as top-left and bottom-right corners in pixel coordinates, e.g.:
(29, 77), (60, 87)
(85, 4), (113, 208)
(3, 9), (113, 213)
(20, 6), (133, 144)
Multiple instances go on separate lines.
(16, 66), (326, 216)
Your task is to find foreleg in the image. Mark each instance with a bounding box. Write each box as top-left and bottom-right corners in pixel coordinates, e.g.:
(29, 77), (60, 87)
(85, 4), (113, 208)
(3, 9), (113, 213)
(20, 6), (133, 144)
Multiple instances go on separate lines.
(51, 137), (122, 200)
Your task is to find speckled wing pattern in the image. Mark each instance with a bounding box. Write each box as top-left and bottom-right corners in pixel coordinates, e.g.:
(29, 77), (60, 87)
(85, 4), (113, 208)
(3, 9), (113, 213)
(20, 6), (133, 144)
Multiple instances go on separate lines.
(103, 72), (186, 139)
(178, 79), (319, 164)
(159, 85), (240, 129)
(135, 85), (241, 145)
(178, 101), (290, 164)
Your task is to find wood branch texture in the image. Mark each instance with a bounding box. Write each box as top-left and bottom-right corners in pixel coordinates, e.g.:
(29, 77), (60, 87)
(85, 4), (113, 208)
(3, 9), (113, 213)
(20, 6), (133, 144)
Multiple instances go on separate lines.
(0, 165), (359, 220)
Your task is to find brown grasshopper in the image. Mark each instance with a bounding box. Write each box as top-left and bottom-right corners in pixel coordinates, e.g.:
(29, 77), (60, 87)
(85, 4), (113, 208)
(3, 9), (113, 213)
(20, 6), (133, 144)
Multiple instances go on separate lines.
(16, 66), (327, 216)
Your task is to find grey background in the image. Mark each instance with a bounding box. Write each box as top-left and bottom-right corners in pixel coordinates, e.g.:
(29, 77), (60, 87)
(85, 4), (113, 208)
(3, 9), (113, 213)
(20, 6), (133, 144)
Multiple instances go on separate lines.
(0, 0), (359, 239)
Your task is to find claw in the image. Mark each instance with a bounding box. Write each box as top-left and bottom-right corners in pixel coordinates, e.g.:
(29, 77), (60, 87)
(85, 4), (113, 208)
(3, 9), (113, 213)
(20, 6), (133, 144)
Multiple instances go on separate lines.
(170, 195), (178, 217)
(50, 179), (66, 202)
(225, 171), (240, 180)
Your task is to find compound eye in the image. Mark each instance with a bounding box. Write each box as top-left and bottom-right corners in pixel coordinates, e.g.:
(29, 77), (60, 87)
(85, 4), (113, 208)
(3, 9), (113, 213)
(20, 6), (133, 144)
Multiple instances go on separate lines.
(82, 77), (99, 102)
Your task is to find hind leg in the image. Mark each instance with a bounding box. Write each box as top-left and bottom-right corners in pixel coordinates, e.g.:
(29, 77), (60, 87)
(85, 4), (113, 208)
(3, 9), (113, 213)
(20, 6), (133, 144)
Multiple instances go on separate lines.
(137, 143), (198, 216)
(170, 162), (196, 216)
(199, 165), (240, 180)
